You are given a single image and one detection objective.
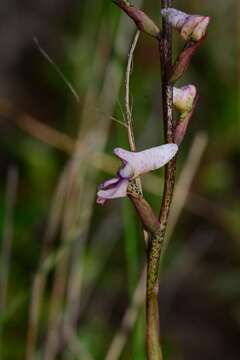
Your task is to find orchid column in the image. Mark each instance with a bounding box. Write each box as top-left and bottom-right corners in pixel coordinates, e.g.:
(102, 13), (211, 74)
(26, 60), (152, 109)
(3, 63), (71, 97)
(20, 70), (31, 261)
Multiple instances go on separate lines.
(98, 2), (210, 359)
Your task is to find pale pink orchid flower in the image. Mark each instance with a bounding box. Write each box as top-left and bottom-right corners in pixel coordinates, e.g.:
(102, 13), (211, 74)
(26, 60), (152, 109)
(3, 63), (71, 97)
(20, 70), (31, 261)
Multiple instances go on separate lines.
(161, 8), (210, 42)
(97, 144), (178, 205)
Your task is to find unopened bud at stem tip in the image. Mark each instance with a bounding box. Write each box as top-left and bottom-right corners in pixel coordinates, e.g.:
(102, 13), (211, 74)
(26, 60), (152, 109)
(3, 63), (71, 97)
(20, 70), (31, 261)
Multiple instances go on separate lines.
(161, 8), (210, 42)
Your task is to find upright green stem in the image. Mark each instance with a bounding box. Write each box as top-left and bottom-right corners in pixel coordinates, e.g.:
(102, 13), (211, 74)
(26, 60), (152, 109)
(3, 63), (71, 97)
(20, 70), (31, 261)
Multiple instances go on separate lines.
(146, 1), (176, 359)
(113, 1), (177, 358)
(146, 230), (163, 360)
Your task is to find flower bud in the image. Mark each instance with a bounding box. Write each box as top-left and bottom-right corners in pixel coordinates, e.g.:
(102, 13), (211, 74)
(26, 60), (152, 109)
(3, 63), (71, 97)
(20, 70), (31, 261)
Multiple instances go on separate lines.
(114, 0), (161, 39)
(170, 39), (203, 83)
(174, 93), (199, 145)
(173, 85), (197, 116)
(161, 8), (210, 41)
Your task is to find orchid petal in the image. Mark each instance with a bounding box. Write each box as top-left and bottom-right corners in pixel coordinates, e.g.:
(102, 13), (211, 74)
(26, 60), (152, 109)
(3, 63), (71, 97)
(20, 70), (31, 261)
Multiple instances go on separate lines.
(98, 177), (120, 190)
(114, 148), (137, 178)
(116, 144), (178, 178)
(113, 148), (137, 163)
(97, 178), (129, 203)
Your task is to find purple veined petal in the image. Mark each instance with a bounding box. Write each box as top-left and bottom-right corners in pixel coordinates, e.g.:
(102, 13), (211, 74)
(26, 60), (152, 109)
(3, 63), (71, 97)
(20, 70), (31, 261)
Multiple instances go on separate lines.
(116, 144), (178, 179)
(98, 177), (120, 190)
(96, 178), (129, 204)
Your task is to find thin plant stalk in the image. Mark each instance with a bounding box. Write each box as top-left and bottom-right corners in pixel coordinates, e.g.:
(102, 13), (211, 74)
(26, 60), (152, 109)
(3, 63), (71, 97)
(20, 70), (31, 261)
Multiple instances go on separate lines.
(162, 132), (208, 254)
(124, 30), (150, 252)
(146, 1), (175, 358)
(125, 30), (140, 153)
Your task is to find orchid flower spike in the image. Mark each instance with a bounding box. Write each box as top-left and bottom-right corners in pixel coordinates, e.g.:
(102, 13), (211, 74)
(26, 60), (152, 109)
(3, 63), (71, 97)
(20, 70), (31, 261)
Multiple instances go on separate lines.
(97, 144), (178, 204)
(161, 8), (210, 42)
(173, 85), (197, 117)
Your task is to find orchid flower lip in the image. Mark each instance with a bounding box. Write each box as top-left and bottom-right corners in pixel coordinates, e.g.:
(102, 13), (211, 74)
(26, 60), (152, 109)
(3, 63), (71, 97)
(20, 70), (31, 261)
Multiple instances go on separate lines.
(97, 177), (129, 203)
(98, 177), (120, 190)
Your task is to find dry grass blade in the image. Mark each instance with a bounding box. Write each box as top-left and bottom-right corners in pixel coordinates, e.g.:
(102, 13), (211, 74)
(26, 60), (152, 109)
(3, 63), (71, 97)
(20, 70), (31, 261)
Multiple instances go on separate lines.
(105, 268), (146, 360)
(125, 30), (140, 152)
(26, 167), (69, 360)
(0, 97), (165, 192)
(44, 1), (144, 359)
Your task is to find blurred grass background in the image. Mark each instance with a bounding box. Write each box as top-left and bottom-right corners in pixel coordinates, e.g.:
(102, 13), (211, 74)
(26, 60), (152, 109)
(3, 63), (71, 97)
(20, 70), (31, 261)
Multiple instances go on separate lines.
(0, 0), (239, 359)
